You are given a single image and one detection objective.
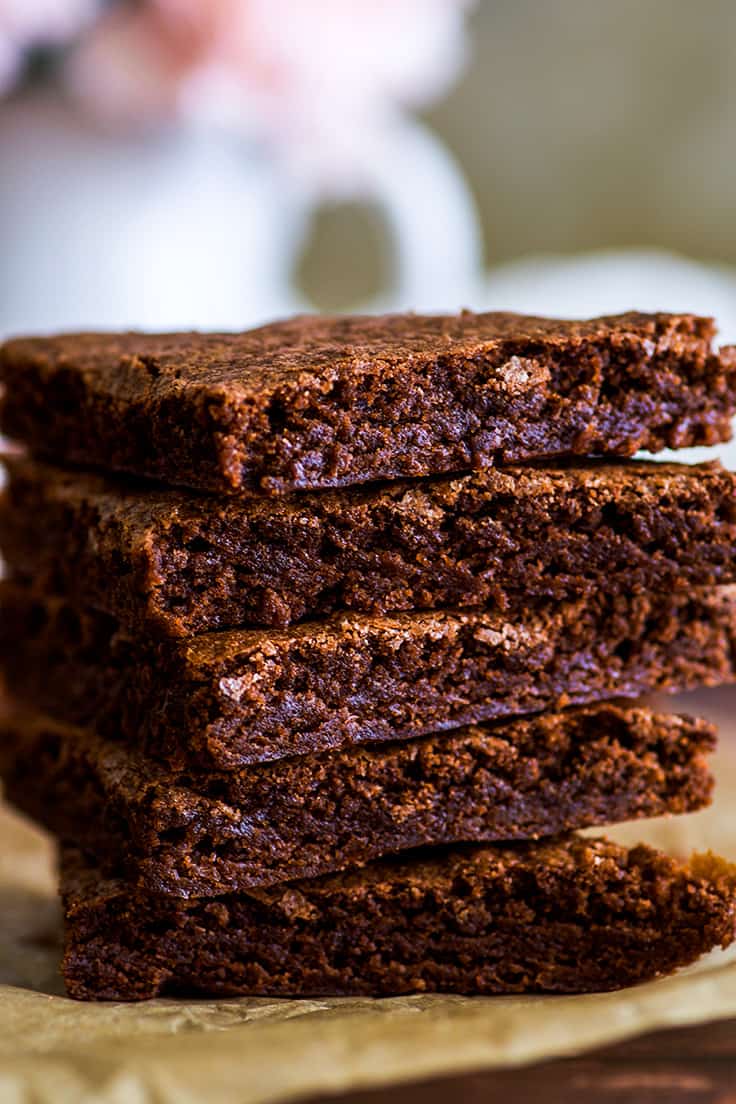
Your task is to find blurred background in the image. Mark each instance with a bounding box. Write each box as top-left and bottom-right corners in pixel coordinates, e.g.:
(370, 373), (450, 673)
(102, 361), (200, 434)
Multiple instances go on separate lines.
(1, 1), (735, 352)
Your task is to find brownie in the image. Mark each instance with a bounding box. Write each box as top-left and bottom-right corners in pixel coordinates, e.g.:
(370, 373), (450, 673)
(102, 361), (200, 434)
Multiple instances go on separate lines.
(3, 456), (736, 637)
(2, 584), (734, 768)
(0, 703), (714, 897)
(2, 312), (734, 495)
(60, 836), (736, 1000)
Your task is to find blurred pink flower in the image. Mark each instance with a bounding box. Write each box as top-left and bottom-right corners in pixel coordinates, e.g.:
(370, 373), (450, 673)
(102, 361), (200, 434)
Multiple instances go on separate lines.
(68, 0), (475, 186)
(0, 0), (96, 92)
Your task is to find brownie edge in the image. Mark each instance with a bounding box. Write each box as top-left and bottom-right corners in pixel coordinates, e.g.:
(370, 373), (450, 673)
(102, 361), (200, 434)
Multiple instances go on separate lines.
(2, 311), (735, 494)
(60, 836), (736, 1000)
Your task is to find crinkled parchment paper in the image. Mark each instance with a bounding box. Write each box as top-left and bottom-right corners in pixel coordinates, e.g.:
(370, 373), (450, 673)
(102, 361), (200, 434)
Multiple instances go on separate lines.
(1, 685), (736, 1104)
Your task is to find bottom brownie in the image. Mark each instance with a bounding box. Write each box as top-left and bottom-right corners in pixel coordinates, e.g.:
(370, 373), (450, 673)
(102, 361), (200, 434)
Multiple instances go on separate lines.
(0, 703), (716, 896)
(62, 836), (736, 1001)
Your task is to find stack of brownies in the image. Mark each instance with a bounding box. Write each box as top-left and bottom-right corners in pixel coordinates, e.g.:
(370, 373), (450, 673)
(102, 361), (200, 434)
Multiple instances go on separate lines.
(2, 310), (736, 1001)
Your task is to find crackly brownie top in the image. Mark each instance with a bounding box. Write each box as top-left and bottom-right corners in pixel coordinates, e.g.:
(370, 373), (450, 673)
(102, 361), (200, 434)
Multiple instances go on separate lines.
(1, 310), (722, 400)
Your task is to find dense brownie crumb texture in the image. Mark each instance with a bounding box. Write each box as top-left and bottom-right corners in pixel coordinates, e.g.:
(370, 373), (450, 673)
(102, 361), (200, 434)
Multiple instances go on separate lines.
(0, 703), (715, 896)
(2, 308), (736, 1005)
(60, 836), (736, 1001)
(2, 311), (735, 495)
(3, 455), (736, 636)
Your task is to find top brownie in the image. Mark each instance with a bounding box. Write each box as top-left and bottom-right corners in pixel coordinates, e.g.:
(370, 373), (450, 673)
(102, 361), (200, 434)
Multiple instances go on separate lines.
(1, 311), (734, 495)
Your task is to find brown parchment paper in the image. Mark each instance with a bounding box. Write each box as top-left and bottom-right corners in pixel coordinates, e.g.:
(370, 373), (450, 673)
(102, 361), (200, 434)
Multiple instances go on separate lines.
(2, 685), (736, 1103)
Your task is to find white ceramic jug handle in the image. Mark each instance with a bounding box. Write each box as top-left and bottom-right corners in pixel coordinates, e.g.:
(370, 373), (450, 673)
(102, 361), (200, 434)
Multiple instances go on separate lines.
(348, 114), (483, 311)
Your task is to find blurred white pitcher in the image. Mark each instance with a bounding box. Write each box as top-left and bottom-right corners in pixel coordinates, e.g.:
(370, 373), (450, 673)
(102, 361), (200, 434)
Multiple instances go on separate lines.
(0, 94), (482, 335)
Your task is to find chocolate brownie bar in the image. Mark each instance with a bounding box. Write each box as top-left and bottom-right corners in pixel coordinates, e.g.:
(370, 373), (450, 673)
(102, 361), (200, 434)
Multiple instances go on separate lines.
(0, 703), (714, 897)
(60, 836), (736, 1000)
(3, 456), (736, 637)
(2, 312), (734, 495)
(2, 584), (734, 767)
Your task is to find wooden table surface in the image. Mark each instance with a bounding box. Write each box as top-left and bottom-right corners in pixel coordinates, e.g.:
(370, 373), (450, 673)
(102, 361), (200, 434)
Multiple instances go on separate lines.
(309, 1018), (736, 1104)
